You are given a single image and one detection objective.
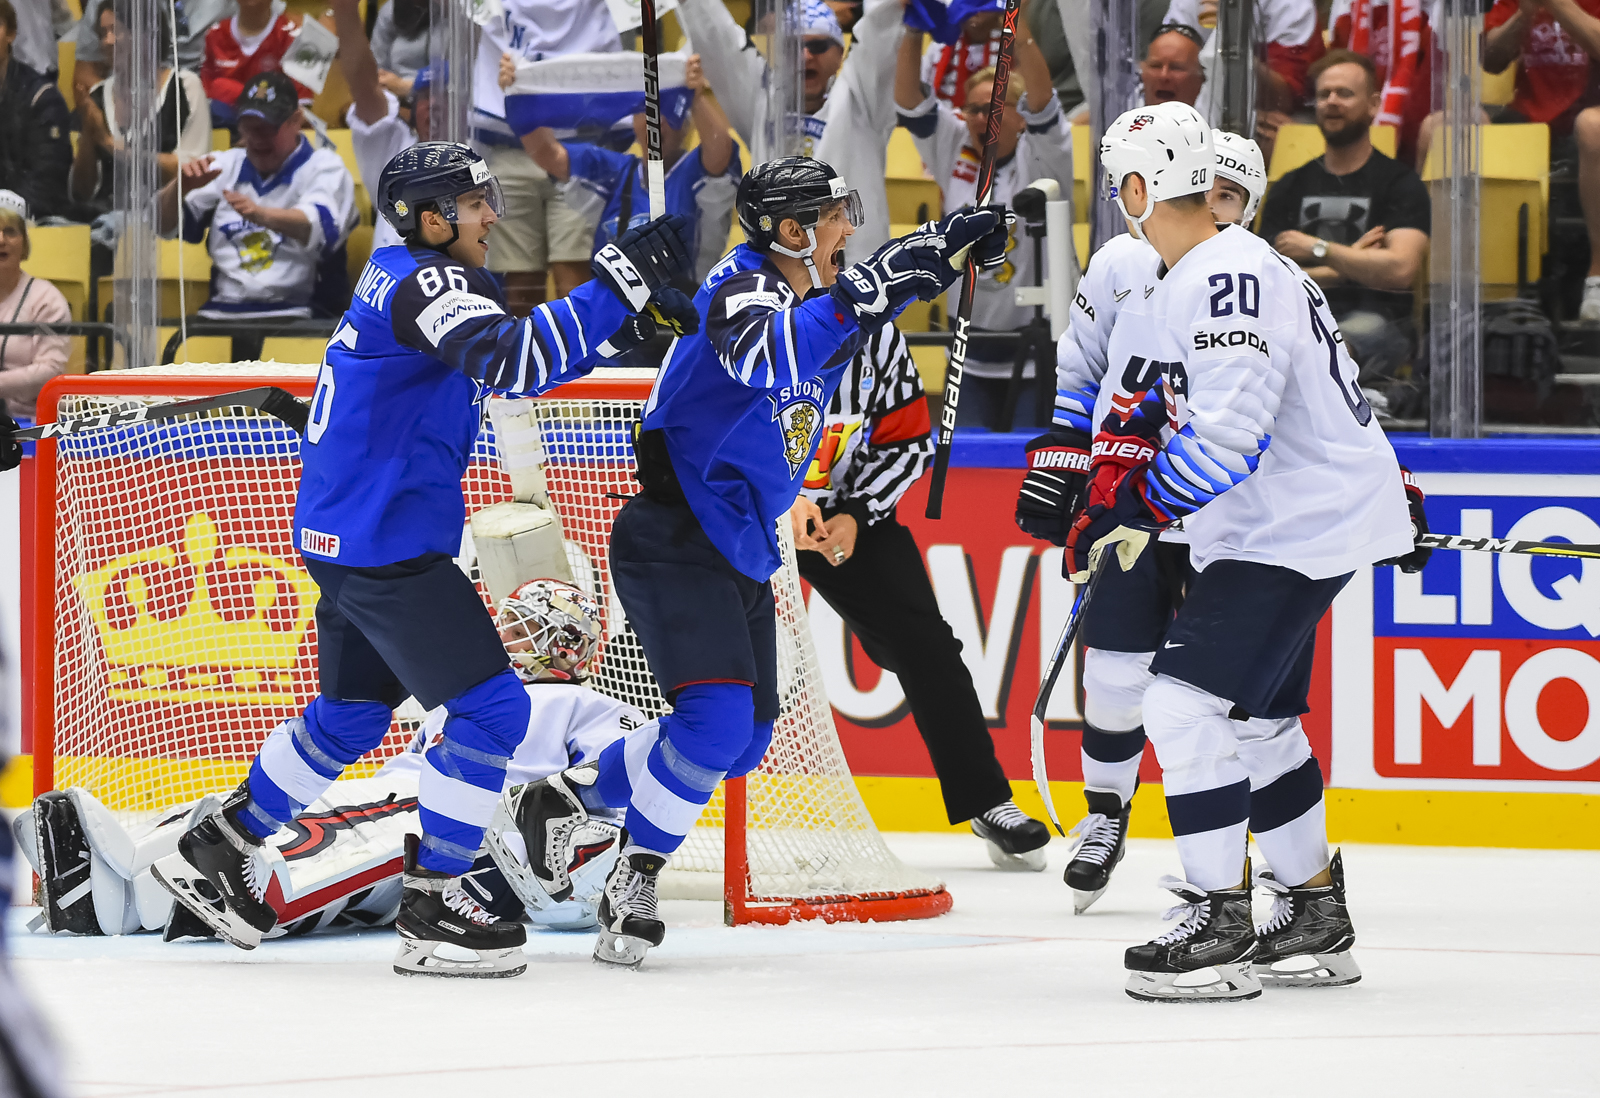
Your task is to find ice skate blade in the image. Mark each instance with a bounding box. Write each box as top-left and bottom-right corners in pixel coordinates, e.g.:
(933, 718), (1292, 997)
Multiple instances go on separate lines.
(1255, 950), (1362, 988)
(983, 840), (1047, 873)
(392, 937), (527, 978)
(1071, 885), (1107, 915)
(593, 929), (652, 969)
(149, 853), (261, 951)
(1125, 963), (1262, 1003)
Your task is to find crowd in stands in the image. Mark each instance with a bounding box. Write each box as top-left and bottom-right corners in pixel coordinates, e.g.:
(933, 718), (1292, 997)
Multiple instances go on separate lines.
(0, 0), (1593, 429)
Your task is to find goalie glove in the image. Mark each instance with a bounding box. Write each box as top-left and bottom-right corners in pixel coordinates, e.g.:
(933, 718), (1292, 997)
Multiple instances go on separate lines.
(591, 213), (693, 312)
(1378, 466), (1432, 574)
(596, 288), (700, 359)
(0, 412), (20, 473)
(1015, 427), (1091, 545)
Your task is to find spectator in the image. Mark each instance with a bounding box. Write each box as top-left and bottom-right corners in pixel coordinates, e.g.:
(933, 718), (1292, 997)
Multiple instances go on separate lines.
(1484, 0), (1600, 321)
(331, 0), (424, 252)
(1329, 0), (1432, 163)
(679, 0), (904, 262)
(73, 0), (234, 101)
(201, 0), (312, 129)
(11, 0), (62, 79)
(371, 0), (430, 99)
(0, 0), (73, 221)
(472, 0), (623, 315)
(517, 54), (739, 283)
(0, 191), (70, 422)
(1161, 0), (1324, 111)
(68, 0), (210, 214)
(1142, 22), (1206, 106)
(896, 12), (1076, 429)
(155, 72), (357, 322)
(1259, 49), (1429, 406)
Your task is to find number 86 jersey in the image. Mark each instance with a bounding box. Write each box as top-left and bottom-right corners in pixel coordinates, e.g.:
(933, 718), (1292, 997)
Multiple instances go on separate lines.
(1130, 223), (1413, 579)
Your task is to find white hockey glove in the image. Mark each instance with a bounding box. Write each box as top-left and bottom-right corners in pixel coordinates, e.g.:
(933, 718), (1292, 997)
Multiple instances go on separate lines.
(591, 213), (694, 312)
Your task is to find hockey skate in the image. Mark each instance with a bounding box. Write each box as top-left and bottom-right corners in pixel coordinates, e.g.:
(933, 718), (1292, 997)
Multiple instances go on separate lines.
(500, 762), (598, 903)
(150, 787), (278, 950)
(1124, 869), (1261, 1003)
(593, 836), (666, 969)
(1253, 850), (1362, 989)
(394, 835), (528, 978)
(25, 791), (100, 935)
(970, 800), (1050, 871)
(1064, 790), (1130, 914)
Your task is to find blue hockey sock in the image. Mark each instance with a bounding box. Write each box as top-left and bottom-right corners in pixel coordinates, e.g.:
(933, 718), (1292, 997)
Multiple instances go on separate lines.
(417, 669), (531, 875)
(244, 697), (391, 838)
(621, 684), (753, 855)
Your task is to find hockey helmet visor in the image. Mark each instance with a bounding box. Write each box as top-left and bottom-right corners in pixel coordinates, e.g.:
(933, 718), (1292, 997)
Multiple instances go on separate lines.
(378, 142), (506, 238)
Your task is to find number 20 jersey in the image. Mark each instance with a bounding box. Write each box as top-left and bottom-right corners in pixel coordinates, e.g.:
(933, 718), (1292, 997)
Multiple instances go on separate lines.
(1109, 224), (1413, 579)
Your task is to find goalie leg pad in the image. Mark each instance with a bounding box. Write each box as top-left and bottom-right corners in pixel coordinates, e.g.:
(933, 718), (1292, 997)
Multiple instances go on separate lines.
(28, 792), (99, 935)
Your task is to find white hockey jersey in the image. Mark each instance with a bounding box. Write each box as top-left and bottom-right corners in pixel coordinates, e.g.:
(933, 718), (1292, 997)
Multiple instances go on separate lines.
(675, 0), (904, 262)
(1118, 224), (1412, 578)
(346, 92), (416, 251)
(175, 138), (359, 319)
(898, 89), (1077, 378)
(1053, 230), (1162, 434)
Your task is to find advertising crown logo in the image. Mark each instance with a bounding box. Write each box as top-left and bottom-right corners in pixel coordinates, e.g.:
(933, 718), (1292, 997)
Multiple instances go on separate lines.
(73, 512), (318, 704)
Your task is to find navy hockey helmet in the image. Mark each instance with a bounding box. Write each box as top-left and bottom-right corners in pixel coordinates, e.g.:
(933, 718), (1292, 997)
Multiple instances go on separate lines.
(377, 142), (505, 241)
(736, 157), (862, 286)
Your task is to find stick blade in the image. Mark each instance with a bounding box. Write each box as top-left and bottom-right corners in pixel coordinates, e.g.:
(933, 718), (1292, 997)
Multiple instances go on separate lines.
(1031, 714), (1064, 836)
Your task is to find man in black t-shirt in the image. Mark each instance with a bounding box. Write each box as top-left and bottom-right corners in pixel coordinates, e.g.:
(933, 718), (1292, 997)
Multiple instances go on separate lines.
(1259, 49), (1430, 399)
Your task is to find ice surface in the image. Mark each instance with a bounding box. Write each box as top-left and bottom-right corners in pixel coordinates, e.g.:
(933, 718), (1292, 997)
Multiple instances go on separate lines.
(10, 835), (1599, 1097)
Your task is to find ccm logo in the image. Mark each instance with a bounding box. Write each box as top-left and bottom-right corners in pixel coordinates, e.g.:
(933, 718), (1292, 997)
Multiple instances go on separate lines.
(1194, 329), (1271, 354)
(1031, 449), (1091, 472)
(1092, 439), (1157, 462)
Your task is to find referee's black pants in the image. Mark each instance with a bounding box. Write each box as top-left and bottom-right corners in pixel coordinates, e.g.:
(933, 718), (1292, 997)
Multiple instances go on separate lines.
(796, 516), (1013, 825)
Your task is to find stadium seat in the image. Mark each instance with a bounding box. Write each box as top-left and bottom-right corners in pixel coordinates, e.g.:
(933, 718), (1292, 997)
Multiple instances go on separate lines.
(259, 337), (330, 363)
(886, 178), (942, 226)
(156, 327), (233, 365)
(1483, 61), (1518, 108)
(211, 128), (233, 151)
(1073, 123), (1090, 222)
(97, 239), (213, 322)
(57, 39), (75, 106)
(346, 224), (374, 285)
(1074, 221), (1089, 269)
(1421, 123), (1550, 288)
(22, 225), (93, 320)
(1266, 123), (1398, 181)
(887, 129), (927, 180)
(308, 27), (353, 127)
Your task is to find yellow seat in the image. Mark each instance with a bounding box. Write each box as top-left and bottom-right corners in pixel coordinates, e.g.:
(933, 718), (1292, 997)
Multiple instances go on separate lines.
(97, 239), (213, 321)
(211, 128), (233, 151)
(1074, 222), (1090, 269)
(1073, 124), (1091, 223)
(22, 224), (94, 320)
(57, 39), (75, 106)
(1483, 61), (1518, 108)
(156, 328), (233, 365)
(309, 30), (353, 128)
(1266, 123), (1398, 181)
(887, 129), (929, 180)
(908, 343), (946, 395)
(1421, 123), (1550, 287)
(346, 224), (374, 286)
(260, 336), (331, 363)
(886, 177), (942, 226)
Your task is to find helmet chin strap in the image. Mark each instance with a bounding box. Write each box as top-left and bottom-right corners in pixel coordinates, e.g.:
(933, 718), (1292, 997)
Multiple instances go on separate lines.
(770, 226), (826, 290)
(1114, 190), (1155, 243)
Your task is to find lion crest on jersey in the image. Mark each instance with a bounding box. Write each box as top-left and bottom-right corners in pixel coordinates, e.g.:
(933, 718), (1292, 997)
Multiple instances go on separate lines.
(769, 380), (826, 477)
(236, 230), (277, 273)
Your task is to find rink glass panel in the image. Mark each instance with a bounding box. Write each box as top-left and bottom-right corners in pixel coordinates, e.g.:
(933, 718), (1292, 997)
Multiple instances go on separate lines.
(36, 366), (942, 910)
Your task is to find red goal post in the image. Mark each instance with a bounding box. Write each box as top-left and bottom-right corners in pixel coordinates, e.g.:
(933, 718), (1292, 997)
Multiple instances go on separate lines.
(27, 366), (951, 927)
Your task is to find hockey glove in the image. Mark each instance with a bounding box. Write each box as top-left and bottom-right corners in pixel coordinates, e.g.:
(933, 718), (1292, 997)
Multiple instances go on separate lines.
(831, 235), (945, 323)
(935, 205), (1010, 282)
(1378, 466), (1432, 573)
(596, 288), (700, 359)
(1065, 409), (1169, 580)
(592, 213), (694, 312)
(0, 413), (21, 473)
(971, 208), (1016, 274)
(1015, 427), (1091, 545)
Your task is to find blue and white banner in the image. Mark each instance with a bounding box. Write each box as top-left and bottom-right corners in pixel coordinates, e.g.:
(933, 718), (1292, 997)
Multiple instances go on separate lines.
(504, 51), (693, 137)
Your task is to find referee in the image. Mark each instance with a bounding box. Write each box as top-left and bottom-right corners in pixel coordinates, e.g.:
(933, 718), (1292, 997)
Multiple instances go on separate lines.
(790, 326), (1050, 869)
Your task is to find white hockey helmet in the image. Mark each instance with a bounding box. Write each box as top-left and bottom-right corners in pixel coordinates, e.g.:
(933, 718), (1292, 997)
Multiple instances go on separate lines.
(1211, 130), (1267, 225)
(1100, 102), (1214, 240)
(495, 579), (603, 684)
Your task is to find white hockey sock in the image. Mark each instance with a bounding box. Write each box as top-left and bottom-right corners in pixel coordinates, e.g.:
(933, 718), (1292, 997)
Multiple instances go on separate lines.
(1144, 674), (1251, 891)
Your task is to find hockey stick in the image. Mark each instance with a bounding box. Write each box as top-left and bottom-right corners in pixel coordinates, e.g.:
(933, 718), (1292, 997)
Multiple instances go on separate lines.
(925, 0), (1022, 520)
(639, 0), (667, 219)
(1030, 551), (1111, 836)
(8, 386), (310, 441)
(1418, 532), (1600, 561)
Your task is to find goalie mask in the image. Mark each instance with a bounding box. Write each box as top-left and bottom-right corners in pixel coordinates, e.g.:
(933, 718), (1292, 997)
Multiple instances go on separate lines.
(1100, 103), (1213, 242)
(1211, 130), (1267, 226)
(496, 579), (604, 683)
(736, 157), (863, 289)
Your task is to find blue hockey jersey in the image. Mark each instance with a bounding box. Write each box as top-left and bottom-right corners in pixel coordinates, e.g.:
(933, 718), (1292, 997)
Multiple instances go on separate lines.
(293, 244), (626, 567)
(643, 244), (875, 580)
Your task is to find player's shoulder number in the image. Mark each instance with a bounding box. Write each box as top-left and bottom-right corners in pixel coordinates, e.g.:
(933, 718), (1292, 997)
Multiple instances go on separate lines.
(414, 263), (472, 298)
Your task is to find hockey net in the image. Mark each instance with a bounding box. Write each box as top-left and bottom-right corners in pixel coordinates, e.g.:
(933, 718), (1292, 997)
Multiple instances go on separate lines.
(29, 363), (950, 926)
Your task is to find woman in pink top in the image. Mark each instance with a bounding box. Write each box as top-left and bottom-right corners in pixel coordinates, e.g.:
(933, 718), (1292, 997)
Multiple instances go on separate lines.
(0, 191), (70, 422)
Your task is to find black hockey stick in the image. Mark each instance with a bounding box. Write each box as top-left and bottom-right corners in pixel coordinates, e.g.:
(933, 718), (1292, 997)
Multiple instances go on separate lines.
(8, 386), (309, 441)
(639, 0), (666, 219)
(925, 0), (1022, 520)
(1418, 532), (1600, 560)
(1030, 551), (1112, 836)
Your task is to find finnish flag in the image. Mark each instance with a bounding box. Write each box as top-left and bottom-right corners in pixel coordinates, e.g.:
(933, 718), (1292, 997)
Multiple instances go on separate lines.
(504, 51), (693, 137)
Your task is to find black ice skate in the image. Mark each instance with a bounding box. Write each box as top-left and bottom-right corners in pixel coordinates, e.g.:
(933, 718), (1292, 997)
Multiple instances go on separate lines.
(594, 837), (667, 969)
(1253, 849), (1362, 989)
(1064, 790), (1130, 914)
(394, 835), (528, 978)
(150, 785), (278, 950)
(1124, 868), (1261, 1003)
(501, 762), (598, 903)
(970, 800), (1050, 872)
(27, 791), (100, 935)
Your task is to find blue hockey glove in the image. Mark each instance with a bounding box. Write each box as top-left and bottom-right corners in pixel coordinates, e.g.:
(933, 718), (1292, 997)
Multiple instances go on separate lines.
(831, 234), (945, 322)
(597, 288), (700, 359)
(592, 214), (693, 312)
(933, 205), (1009, 287)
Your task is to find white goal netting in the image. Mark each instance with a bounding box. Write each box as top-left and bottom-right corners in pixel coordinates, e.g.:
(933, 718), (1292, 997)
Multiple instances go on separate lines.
(38, 363), (944, 916)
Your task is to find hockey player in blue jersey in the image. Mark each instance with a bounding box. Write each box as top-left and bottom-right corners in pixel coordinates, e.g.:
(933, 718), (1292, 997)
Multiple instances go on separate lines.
(502, 157), (1011, 967)
(153, 141), (697, 978)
